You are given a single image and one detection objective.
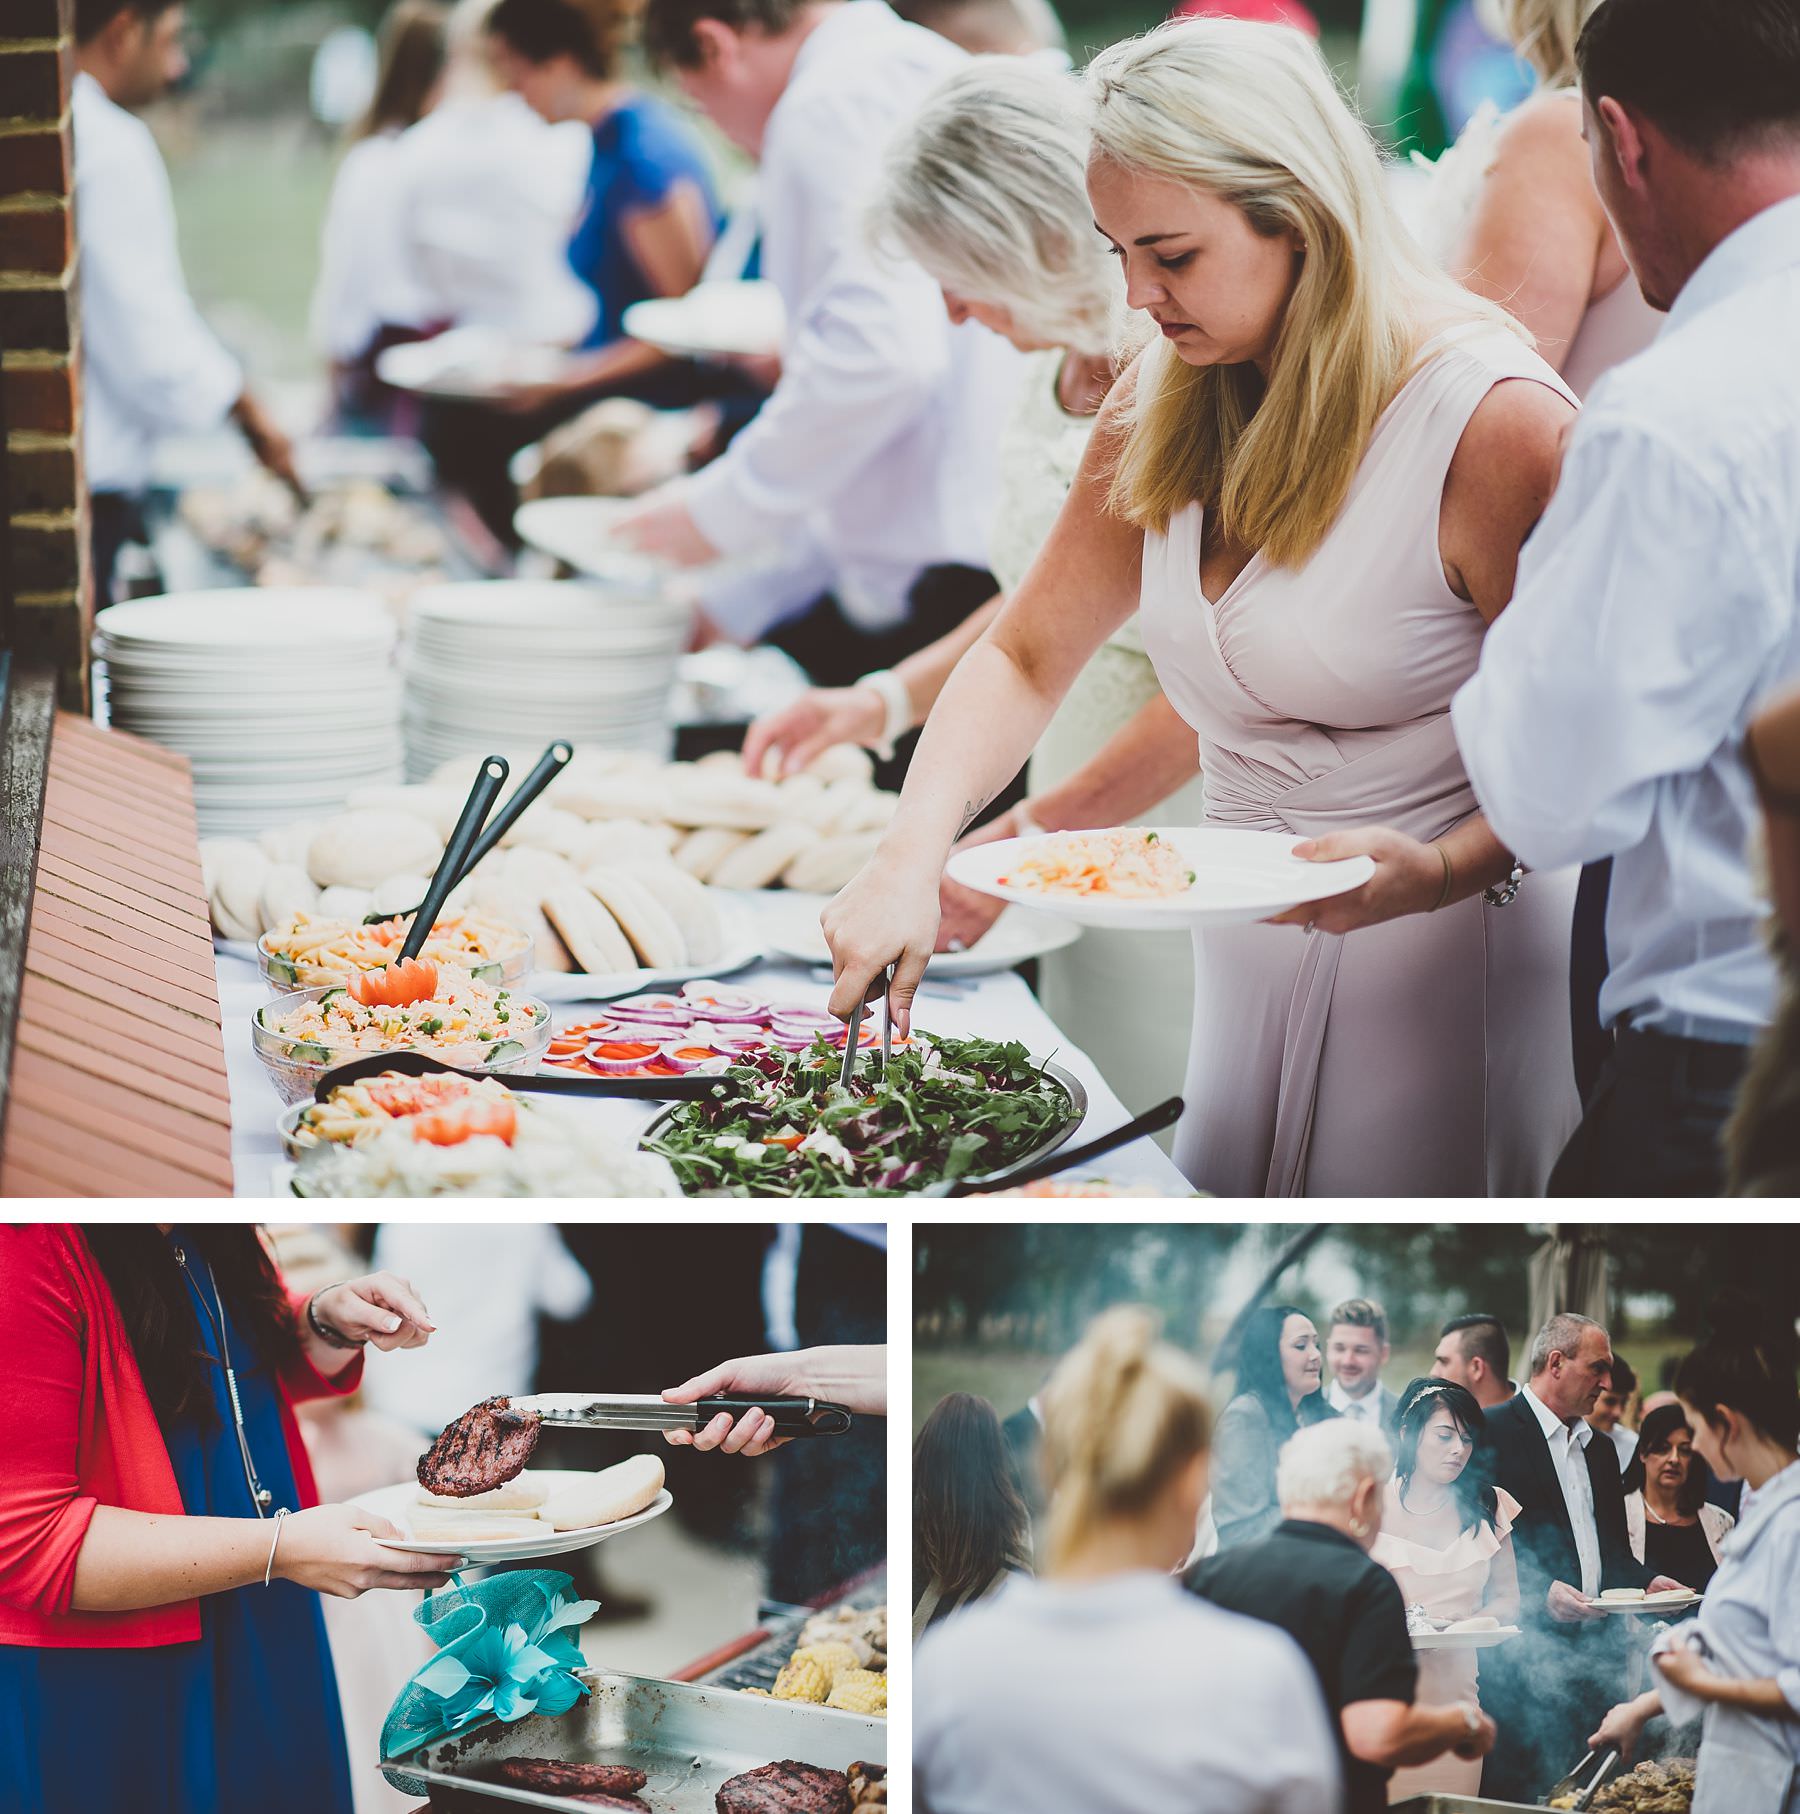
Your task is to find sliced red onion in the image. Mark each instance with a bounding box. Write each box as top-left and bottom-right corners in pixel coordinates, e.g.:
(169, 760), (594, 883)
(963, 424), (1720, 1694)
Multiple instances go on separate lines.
(590, 1020), (689, 1045)
(657, 1042), (724, 1073)
(703, 1020), (767, 1039)
(679, 982), (765, 1018)
(768, 1009), (839, 1033)
(584, 1046), (663, 1074)
(607, 996), (694, 1022)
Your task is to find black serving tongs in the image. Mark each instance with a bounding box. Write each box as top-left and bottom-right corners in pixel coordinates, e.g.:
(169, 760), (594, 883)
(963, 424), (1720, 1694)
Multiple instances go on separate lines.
(509, 1391), (853, 1439)
(312, 1047), (729, 1103)
(364, 742), (573, 924)
(1544, 1747), (1619, 1810)
(936, 1094), (1185, 1197)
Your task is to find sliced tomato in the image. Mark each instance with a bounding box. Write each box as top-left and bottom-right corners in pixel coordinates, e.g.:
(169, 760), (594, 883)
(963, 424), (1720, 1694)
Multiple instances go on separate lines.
(364, 1072), (474, 1116)
(350, 956), (439, 1008)
(763, 1131), (805, 1151)
(411, 1097), (518, 1147)
(590, 1040), (659, 1061)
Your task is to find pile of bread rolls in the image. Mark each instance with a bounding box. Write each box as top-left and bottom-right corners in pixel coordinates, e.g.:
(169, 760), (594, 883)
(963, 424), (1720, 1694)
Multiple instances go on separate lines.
(408, 1454), (666, 1541)
(200, 743), (897, 975)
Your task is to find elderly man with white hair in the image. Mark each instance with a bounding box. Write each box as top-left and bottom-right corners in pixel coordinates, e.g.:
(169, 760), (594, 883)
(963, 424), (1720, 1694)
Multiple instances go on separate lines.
(1474, 1311), (1687, 1801)
(1186, 1419), (1496, 1814)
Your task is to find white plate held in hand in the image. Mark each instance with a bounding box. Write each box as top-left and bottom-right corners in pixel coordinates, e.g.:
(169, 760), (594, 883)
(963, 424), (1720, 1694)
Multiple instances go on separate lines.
(353, 1473), (673, 1563)
(1412, 1624), (1520, 1650)
(945, 827), (1376, 932)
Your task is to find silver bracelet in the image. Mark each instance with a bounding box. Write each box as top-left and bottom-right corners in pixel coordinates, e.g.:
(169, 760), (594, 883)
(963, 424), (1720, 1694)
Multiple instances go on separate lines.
(1483, 859), (1524, 907)
(263, 1506), (290, 1587)
(306, 1285), (364, 1351)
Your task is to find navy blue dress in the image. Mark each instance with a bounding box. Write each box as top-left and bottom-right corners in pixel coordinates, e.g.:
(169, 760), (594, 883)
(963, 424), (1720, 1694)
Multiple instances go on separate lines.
(0, 1233), (354, 1814)
(568, 91), (719, 350)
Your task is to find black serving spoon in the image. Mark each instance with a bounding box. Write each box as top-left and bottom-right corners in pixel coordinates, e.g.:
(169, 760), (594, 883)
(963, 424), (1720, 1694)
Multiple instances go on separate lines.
(395, 755), (511, 965)
(312, 1047), (728, 1103)
(938, 1094), (1185, 1197)
(365, 742), (573, 925)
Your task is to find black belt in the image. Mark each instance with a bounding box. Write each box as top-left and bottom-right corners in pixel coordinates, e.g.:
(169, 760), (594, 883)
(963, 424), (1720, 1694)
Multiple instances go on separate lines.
(1612, 1024), (1754, 1092)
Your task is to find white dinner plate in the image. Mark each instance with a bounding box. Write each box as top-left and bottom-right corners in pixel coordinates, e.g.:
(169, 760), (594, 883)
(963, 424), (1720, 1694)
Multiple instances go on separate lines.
(375, 329), (577, 402)
(352, 1473), (673, 1563)
(621, 279), (786, 360)
(510, 497), (683, 586)
(1412, 1625), (1520, 1651)
(1583, 1590), (1703, 1615)
(760, 892), (1083, 976)
(944, 827), (1378, 931)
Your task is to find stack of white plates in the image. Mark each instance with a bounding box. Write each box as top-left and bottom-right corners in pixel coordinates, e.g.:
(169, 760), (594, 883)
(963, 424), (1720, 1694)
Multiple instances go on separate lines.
(402, 580), (687, 779)
(95, 588), (403, 839)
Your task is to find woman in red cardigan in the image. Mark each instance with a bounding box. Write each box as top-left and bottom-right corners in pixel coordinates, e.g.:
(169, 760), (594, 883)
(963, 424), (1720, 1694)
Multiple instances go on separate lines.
(0, 1223), (463, 1814)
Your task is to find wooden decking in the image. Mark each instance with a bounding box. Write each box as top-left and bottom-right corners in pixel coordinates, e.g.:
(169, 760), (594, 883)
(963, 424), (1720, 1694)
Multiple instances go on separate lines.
(1, 712), (232, 1196)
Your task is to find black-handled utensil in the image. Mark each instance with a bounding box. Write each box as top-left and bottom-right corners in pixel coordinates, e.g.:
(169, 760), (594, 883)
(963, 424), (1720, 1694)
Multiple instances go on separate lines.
(1545, 1747), (1619, 1811)
(512, 1392), (852, 1438)
(311, 1047), (731, 1103)
(838, 968), (890, 1091)
(396, 756), (508, 965)
(943, 1094), (1185, 1197)
(366, 742), (573, 924)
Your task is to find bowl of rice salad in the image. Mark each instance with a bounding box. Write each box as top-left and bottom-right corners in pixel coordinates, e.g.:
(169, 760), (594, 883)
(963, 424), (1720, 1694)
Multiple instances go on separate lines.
(277, 1067), (524, 1157)
(251, 967), (550, 1104)
(258, 909), (532, 995)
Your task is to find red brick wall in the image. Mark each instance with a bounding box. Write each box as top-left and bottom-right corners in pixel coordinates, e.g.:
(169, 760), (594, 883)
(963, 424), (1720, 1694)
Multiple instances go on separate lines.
(1, 0), (87, 710)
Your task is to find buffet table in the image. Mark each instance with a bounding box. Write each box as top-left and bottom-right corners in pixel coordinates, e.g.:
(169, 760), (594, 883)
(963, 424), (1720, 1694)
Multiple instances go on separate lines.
(218, 948), (1191, 1198)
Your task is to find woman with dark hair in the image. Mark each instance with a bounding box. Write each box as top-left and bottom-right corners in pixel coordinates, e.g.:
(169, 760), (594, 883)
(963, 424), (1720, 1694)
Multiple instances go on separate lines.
(1590, 1305), (1800, 1812)
(0, 1224), (458, 1814)
(1211, 1305), (1334, 1551)
(484, 0), (718, 402)
(313, 0), (450, 427)
(912, 1392), (1033, 1641)
(1622, 1403), (1735, 1592)
(1371, 1378), (1520, 1797)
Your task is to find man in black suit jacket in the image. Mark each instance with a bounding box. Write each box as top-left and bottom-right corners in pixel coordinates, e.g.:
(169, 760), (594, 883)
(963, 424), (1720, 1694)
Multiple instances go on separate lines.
(1477, 1314), (1686, 1801)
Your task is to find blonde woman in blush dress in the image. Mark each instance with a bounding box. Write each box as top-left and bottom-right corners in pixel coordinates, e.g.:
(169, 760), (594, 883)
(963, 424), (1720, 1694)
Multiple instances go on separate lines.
(823, 18), (1582, 1196)
(743, 58), (1205, 1118)
(1373, 1380), (1520, 1800)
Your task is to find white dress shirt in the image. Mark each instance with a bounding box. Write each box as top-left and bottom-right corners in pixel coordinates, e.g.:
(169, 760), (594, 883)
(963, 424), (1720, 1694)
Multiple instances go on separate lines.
(1452, 194), (1800, 1044)
(1523, 1382), (1602, 1598)
(310, 128), (436, 361)
(71, 73), (243, 496)
(684, 0), (1021, 639)
(391, 92), (596, 347)
(1327, 1377), (1383, 1424)
(915, 1571), (1341, 1813)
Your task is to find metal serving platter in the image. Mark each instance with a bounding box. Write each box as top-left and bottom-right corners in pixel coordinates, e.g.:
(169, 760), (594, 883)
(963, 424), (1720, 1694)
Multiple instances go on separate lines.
(384, 1669), (884, 1810)
(637, 1058), (1088, 1196)
(1392, 1798), (1567, 1813)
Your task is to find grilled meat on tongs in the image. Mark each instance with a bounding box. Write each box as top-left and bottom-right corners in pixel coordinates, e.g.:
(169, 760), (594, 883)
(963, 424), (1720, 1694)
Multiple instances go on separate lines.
(416, 1395), (541, 1498)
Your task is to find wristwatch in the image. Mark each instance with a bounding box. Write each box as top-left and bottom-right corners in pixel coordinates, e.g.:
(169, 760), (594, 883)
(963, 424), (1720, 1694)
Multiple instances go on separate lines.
(1484, 858), (1525, 907)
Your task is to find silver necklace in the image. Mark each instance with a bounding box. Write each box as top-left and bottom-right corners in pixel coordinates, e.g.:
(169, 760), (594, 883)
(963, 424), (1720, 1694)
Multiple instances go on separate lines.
(1401, 1480), (1453, 1515)
(171, 1243), (287, 1518)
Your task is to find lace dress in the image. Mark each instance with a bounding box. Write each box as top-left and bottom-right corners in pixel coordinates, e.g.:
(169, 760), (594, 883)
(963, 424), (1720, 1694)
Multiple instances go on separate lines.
(1372, 1480), (1522, 1799)
(991, 351), (1209, 1119)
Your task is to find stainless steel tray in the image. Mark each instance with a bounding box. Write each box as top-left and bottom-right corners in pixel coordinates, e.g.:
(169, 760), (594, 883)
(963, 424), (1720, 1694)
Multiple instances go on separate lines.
(639, 1057), (1087, 1196)
(384, 1669), (885, 1811)
(1392, 1798), (1562, 1812)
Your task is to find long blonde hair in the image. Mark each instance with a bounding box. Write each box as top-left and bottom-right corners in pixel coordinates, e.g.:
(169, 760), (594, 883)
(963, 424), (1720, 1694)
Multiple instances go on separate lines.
(1088, 19), (1511, 564)
(1489, 0), (1599, 87)
(1040, 1306), (1212, 1570)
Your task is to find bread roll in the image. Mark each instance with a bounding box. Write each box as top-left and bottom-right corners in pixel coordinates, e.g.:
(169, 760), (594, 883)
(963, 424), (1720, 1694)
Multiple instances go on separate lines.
(497, 846), (581, 899)
(834, 791), (899, 836)
(620, 861), (729, 965)
(674, 826), (751, 881)
(209, 842), (271, 941)
(581, 868), (686, 969)
(416, 1476), (547, 1512)
(564, 820), (681, 871)
(539, 1454), (665, 1531)
(543, 883), (638, 976)
(258, 862), (319, 936)
(316, 884), (374, 921)
(500, 805), (588, 855)
(561, 774), (673, 823)
(257, 821), (321, 867)
(711, 822), (819, 890)
(308, 811), (442, 890)
(663, 767), (784, 832)
(806, 744), (876, 786)
(780, 831), (883, 895)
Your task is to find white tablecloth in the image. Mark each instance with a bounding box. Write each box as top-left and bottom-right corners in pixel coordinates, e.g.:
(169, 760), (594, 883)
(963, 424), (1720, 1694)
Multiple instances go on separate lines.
(220, 952), (1191, 1198)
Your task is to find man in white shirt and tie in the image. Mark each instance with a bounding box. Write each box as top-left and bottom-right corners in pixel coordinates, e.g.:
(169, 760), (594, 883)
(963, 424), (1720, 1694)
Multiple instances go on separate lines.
(73, 0), (300, 607)
(1451, 0), (1800, 1197)
(1323, 1297), (1400, 1438)
(620, 0), (1020, 749)
(1476, 1314), (1684, 1800)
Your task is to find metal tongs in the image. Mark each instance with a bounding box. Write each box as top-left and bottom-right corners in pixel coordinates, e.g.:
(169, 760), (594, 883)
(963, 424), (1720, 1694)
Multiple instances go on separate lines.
(1544, 1747), (1619, 1810)
(838, 965), (895, 1090)
(511, 1392), (853, 1439)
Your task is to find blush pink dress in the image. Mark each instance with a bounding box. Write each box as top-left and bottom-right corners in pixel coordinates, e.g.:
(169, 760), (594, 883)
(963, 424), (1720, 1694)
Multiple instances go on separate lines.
(1372, 1481), (1523, 1799)
(1136, 323), (1582, 1195)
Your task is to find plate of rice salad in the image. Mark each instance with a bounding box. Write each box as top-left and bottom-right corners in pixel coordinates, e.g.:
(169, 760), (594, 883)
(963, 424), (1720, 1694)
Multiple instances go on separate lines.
(257, 908), (532, 993)
(251, 965), (550, 1103)
(946, 826), (1377, 931)
(640, 1032), (1083, 1196)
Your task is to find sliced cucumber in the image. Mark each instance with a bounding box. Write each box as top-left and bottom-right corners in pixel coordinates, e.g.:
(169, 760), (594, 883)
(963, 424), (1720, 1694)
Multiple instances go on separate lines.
(268, 954), (300, 987)
(484, 1039), (526, 1065)
(319, 987), (348, 1009)
(473, 962), (503, 984)
(288, 1041), (332, 1064)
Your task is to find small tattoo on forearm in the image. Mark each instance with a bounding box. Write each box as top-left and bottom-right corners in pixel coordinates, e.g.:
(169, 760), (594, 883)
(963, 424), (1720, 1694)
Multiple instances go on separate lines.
(957, 795), (992, 837)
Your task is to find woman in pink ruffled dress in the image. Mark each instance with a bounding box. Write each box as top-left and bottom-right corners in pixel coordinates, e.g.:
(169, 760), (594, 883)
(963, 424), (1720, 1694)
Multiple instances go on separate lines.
(1373, 1380), (1521, 1800)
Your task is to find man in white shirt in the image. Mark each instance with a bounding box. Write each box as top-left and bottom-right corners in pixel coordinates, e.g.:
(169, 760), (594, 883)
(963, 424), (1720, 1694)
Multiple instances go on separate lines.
(1586, 1355), (1639, 1473)
(1477, 1314), (1683, 1799)
(1324, 1297), (1401, 1438)
(622, 0), (1020, 711)
(72, 0), (300, 604)
(1450, 0), (1800, 1197)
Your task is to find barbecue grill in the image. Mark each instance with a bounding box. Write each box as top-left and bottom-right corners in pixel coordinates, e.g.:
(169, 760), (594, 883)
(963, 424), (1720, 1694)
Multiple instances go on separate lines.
(690, 1571), (887, 1697)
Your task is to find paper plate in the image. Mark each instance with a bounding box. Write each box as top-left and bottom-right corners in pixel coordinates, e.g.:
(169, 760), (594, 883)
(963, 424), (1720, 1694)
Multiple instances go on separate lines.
(511, 497), (683, 587)
(622, 279), (786, 359)
(1584, 1590), (1703, 1615)
(760, 892), (1083, 977)
(945, 827), (1377, 932)
(353, 1474), (673, 1563)
(375, 329), (577, 401)
(1412, 1625), (1520, 1651)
